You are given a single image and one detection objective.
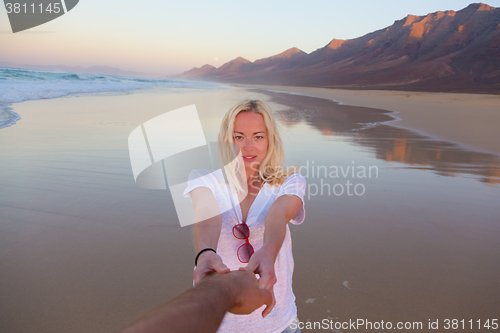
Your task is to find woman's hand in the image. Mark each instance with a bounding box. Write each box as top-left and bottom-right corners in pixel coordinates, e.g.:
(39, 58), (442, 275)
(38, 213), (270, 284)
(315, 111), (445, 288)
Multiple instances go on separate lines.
(227, 268), (274, 315)
(243, 246), (277, 317)
(193, 251), (230, 286)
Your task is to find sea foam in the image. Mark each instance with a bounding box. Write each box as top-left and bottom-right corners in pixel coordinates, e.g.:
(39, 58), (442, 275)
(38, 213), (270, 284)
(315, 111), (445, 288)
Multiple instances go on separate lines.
(0, 67), (219, 129)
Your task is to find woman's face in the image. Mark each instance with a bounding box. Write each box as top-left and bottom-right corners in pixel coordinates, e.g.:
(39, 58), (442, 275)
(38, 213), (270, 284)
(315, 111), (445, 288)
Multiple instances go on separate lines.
(233, 111), (269, 174)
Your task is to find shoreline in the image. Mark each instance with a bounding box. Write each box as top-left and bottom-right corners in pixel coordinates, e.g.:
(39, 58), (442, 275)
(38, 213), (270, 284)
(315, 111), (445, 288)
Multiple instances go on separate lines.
(241, 84), (500, 157)
(0, 66), (224, 131)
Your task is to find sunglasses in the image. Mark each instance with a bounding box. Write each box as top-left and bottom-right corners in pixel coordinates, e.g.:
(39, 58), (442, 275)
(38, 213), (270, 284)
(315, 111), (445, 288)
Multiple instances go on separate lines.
(232, 222), (255, 263)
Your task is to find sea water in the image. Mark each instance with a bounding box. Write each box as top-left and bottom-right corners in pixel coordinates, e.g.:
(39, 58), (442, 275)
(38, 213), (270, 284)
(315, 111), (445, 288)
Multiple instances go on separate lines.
(0, 66), (219, 129)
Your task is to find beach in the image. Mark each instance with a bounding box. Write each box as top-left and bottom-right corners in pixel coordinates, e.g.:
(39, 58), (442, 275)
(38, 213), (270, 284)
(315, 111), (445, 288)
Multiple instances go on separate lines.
(1, 84), (499, 333)
(252, 85), (500, 156)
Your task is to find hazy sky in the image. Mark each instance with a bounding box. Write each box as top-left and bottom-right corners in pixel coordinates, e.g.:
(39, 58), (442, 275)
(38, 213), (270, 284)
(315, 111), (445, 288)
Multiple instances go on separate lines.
(0, 0), (496, 75)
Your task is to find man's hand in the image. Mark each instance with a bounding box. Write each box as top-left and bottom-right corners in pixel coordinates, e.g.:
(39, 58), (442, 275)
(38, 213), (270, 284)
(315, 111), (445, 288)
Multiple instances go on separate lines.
(121, 269), (273, 333)
(193, 251), (230, 285)
(224, 269), (274, 315)
(242, 246), (277, 317)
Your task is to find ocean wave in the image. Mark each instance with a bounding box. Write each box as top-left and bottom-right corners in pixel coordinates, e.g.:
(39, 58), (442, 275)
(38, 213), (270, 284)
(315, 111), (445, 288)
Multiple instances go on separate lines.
(0, 67), (218, 129)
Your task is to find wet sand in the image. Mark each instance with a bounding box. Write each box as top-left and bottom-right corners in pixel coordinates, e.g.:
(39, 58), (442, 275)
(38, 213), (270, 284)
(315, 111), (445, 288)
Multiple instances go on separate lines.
(255, 89), (500, 330)
(249, 85), (500, 156)
(1, 85), (499, 333)
(0, 86), (259, 333)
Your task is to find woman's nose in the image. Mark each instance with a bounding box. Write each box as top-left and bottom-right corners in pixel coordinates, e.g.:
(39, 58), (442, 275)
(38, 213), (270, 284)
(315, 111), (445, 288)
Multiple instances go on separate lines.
(243, 138), (253, 151)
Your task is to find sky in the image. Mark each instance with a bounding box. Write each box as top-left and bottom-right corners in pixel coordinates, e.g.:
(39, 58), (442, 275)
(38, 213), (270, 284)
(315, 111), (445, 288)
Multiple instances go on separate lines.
(0, 0), (498, 76)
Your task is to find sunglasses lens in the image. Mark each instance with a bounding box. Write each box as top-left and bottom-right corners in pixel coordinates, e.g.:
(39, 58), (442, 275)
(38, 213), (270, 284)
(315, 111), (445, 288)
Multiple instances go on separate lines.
(233, 223), (250, 239)
(237, 243), (254, 263)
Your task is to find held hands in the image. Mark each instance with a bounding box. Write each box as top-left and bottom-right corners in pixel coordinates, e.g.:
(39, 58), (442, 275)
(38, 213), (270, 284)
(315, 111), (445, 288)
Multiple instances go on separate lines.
(242, 246), (278, 317)
(227, 268), (274, 315)
(193, 251), (230, 286)
(194, 254), (273, 317)
(194, 249), (277, 318)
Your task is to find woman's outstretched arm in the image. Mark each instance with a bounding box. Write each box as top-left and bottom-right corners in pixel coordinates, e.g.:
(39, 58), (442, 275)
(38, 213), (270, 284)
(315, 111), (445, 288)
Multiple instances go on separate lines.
(244, 194), (303, 316)
(190, 187), (230, 284)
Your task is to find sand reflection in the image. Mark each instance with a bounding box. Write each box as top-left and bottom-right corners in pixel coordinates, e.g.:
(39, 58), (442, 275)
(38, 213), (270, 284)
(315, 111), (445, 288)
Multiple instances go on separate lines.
(257, 89), (500, 185)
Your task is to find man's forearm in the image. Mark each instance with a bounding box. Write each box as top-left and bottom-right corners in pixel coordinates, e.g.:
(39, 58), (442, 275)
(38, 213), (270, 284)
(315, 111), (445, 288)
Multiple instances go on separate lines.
(120, 270), (273, 333)
(121, 276), (234, 333)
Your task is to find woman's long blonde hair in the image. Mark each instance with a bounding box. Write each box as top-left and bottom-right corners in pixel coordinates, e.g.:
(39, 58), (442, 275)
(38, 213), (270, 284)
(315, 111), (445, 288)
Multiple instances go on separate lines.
(218, 98), (296, 192)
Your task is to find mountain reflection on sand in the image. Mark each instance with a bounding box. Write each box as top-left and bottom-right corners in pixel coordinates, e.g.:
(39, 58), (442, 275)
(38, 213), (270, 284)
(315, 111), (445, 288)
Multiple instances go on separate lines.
(257, 89), (500, 185)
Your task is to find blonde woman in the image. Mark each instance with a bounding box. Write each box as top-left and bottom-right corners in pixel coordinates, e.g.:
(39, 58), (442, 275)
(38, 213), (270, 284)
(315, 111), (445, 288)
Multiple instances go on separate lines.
(183, 99), (306, 333)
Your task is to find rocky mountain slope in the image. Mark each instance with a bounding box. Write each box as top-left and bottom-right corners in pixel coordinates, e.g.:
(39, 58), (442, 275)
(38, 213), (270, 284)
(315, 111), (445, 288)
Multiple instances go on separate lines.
(174, 3), (500, 93)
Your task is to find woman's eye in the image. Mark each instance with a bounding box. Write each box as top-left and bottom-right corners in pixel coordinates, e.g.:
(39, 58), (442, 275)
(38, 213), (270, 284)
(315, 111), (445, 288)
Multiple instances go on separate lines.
(234, 136), (243, 140)
(255, 136), (263, 139)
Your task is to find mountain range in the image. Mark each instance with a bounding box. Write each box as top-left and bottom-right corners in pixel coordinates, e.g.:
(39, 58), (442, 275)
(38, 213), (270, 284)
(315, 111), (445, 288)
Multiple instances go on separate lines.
(173, 3), (500, 93)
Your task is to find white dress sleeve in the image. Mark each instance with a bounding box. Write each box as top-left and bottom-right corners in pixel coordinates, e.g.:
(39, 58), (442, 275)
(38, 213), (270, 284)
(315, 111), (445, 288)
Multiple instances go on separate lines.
(277, 172), (306, 225)
(182, 169), (216, 198)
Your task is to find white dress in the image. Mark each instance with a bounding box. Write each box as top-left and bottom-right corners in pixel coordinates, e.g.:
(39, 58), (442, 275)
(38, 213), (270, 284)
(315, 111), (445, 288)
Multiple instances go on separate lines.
(183, 169), (306, 333)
